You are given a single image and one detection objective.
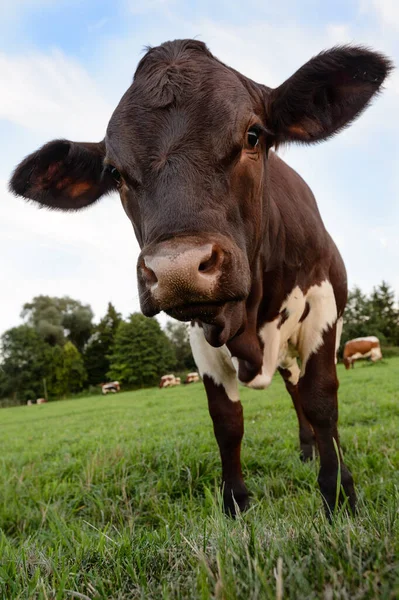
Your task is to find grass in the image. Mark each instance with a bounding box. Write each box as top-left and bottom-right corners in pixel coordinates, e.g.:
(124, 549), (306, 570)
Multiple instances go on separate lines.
(1, 358), (399, 599)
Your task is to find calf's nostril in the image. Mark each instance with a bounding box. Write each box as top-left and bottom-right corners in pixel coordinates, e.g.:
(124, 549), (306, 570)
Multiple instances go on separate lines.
(141, 262), (158, 286)
(198, 247), (221, 273)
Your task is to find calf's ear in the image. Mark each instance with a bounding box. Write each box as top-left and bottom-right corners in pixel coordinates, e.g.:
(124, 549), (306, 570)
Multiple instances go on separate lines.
(9, 139), (116, 211)
(266, 46), (393, 146)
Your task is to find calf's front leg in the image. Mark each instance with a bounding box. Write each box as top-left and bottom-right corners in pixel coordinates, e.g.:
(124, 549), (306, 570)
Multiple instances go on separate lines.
(190, 324), (249, 516)
(203, 375), (249, 515)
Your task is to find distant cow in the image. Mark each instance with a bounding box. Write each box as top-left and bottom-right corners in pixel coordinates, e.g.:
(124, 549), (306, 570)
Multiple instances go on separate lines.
(10, 39), (392, 517)
(159, 374), (181, 388)
(27, 398), (47, 405)
(101, 381), (120, 394)
(185, 372), (200, 384)
(343, 337), (382, 369)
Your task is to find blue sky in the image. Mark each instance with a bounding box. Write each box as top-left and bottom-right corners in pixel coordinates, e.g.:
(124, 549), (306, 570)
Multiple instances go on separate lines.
(0, 0), (398, 336)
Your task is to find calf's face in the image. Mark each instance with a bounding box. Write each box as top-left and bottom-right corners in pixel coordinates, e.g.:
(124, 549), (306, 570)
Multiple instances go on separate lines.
(105, 43), (269, 344)
(9, 40), (392, 346)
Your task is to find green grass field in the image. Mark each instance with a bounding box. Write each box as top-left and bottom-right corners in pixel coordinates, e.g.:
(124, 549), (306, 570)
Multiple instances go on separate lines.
(1, 358), (399, 599)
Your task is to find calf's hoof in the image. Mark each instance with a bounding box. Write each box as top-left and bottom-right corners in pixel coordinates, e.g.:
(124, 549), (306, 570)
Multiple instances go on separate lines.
(222, 482), (250, 517)
(300, 442), (316, 462)
(318, 466), (356, 519)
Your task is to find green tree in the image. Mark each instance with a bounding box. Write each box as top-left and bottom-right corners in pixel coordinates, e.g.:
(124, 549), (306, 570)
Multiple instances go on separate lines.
(84, 303), (122, 385)
(341, 281), (399, 351)
(165, 321), (196, 371)
(0, 325), (54, 403)
(108, 314), (176, 388)
(369, 281), (399, 345)
(21, 296), (94, 351)
(51, 341), (87, 398)
(341, 286), (371, 348)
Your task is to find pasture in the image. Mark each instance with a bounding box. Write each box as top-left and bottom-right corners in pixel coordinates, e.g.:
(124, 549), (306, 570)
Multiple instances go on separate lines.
(1, 359), (399, 600)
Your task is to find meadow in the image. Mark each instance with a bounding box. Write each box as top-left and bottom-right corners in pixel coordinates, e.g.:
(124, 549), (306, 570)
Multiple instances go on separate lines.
(1, 358), (399, 599)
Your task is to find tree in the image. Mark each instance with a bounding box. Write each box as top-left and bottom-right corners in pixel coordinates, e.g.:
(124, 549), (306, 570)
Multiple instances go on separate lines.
(369, 281), (399, 345)
(21, 296), (94, 351)
(341, 281), (399, 351)
(51, 341), (87, 398)
(108, 314), (176, 388)
(165, 321), (196, 371)
(84, 303), (122, 385)
(63, 306), (94, 352)
(341, 286), (371, 348)
(0, 325), (54, 403)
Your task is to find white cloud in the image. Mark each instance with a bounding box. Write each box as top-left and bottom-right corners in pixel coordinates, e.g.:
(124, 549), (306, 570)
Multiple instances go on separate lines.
(0, 175), (145, 335)
(360, 0), (399, 31)
(326, 24), (354, 44)
(0, 50), (112, 140)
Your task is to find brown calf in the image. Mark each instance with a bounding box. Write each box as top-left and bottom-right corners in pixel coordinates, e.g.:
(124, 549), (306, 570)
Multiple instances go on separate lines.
(10, 40), (392, 517)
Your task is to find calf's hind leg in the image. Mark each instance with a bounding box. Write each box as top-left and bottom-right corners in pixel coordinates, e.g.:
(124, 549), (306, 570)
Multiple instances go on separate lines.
(278, 365), (316, 461)
(299, 326), (356, 516)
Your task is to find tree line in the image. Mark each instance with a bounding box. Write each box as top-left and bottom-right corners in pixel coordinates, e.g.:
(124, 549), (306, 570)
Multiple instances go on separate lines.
(340, 281), (399, 348)
(1, 281), (398, 406)
(0, 297), (195, 406)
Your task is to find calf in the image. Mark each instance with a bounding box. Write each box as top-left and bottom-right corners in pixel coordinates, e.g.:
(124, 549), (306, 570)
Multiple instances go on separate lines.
(10, 40), (392, 516)
(343, 336), (382, 369)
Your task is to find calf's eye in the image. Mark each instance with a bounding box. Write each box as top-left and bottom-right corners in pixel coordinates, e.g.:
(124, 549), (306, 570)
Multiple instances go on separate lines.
(247, 129), (259, 148)
(107, 166), (122, 185)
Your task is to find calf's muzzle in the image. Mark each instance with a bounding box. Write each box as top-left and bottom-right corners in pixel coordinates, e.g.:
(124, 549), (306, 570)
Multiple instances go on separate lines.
(138, 234), (251, 327)
(139, 240), (224, 315)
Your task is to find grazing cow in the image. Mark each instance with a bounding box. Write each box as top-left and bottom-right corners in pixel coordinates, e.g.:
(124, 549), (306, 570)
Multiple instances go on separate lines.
(101, 381), (120, 394)
(159, 374), (181, 388)
(343, 336), (382, 369)
(27, 398), (47, 405)
(9, 40), (391, 517)
(185, 372), (200, 384)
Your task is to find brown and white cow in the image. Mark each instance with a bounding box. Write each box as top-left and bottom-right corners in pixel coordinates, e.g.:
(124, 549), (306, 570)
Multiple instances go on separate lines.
(9, 40), (391, 517)
(185, 372), (200, 384)
(159, 374), (181, 388)
(101, 381), (120, 394)
(343, 336), (382, 369)
(27, 398), (47, 405)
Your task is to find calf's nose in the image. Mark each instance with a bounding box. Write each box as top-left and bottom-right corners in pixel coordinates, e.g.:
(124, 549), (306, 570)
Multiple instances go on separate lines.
(140, 243), (224, 304)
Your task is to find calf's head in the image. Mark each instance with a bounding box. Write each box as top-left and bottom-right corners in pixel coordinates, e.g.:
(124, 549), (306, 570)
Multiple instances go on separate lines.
(10, 40), (392, 346)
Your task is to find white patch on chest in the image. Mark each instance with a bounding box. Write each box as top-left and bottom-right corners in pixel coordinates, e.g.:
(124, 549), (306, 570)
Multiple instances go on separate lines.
(245, 280), (338, 389)
(189, 323), (239, 401)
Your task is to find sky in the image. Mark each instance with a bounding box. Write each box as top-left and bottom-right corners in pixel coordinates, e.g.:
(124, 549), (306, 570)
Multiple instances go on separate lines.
(0, 0), (398, 336)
